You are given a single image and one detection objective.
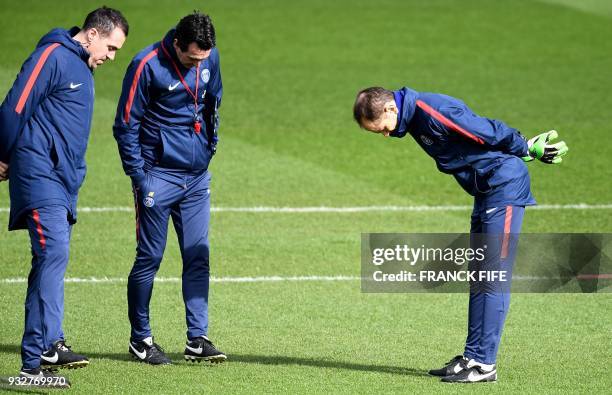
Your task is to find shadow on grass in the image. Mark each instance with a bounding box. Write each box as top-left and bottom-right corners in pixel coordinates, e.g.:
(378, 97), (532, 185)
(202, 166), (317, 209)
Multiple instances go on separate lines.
(226, 354), (429, 377)
(0, 384), (48, 394)
(0, 343), (132, 363)
(0, 344), (429, 377)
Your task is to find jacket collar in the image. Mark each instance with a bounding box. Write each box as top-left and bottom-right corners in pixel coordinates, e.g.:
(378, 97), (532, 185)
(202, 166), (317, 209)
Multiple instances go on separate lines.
(160, 28), (188, 70)
(390, 87), (419, 138)
(37, 27), (90, 67)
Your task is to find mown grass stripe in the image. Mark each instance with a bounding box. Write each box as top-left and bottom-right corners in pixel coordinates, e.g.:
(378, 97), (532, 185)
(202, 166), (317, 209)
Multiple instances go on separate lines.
(1, 204), (611, 213)
(0, 275), (361, 284)
(2, 275), (606, 284)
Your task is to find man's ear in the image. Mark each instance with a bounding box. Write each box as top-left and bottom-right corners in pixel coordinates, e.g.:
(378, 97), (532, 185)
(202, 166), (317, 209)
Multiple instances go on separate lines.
(87, 28), (99, 42)
(383, 101), (398, 114)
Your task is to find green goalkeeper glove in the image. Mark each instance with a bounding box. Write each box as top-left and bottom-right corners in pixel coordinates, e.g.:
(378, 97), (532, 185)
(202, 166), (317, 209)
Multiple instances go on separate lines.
(522, 130), (568, 164)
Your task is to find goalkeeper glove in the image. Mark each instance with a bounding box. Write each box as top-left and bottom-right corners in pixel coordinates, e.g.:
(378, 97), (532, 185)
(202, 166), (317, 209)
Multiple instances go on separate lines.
(522, 130), (568, 164)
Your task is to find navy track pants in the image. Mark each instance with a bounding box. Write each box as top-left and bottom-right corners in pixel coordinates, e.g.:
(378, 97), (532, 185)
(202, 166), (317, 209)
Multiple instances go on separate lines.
(22, 205), (71, 370)
(464, 205), (525, 364)
(128, 171), (212, 341)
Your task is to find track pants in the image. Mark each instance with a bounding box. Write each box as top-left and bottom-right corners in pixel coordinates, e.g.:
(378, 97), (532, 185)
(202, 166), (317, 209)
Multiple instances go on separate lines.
(128, 171), (212, 341)
(463, 205), (525, 365)
(22, 205), (71, 369)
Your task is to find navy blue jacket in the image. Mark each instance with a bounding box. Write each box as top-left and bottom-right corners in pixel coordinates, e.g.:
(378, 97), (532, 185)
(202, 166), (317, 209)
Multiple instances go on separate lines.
(113, 29), (222, 187)
(0, 28), (94, 230)
(392, 87), (536, 208)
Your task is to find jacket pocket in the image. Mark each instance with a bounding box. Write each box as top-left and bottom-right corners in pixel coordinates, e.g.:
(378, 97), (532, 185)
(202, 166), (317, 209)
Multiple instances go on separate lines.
(51, 135), (82, 194)
(192, 131), (213, 170)
(473, 159), (504, 194)
(159, 127), (195, 169)
(485, 157), (528, 190)
(159, 127), (212, 170)
(453, 168), (476, 196)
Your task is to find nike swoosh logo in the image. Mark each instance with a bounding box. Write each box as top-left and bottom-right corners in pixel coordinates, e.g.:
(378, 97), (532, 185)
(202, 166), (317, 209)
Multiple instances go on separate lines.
(485, 207), (497, 214)
(168, 82), (181, 91)
(70, 82), (83, 89)
(452, 363), (463, 374)
(41, 352), (59, 363)
(185, 344), (202, 354)
(467, 369), (496, 381)
(129, 343), (147, 359)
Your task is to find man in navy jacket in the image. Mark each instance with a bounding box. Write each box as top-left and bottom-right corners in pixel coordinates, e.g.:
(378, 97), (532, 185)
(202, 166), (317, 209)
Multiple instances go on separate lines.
(353, 87), (567, 383)
(113, 12), (225, 365)
(0, 7), (128, 380)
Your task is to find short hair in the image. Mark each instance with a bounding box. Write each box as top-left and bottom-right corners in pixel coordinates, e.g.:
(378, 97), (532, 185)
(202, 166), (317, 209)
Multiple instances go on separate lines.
(175, 11), (216, 52)
(83, 6), (129, 37)
(353, 87), (394, 125)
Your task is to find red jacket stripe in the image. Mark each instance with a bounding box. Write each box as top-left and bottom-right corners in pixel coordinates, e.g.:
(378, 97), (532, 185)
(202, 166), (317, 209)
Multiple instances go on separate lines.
(124, 49), (158, 123)
(416, 100), (485, 145)
(501, 206), (513, 259)
(15, 43), (61, 114)
(32, 209), (46, 250)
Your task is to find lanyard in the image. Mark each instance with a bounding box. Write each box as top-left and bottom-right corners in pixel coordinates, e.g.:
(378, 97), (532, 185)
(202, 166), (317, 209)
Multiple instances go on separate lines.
(160, 40), (202, 133)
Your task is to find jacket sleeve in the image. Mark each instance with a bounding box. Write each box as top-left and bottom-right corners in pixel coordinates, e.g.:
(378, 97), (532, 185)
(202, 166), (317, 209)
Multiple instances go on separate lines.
(0, 45), (61, 163)
(203, 49), (222, 147)
(113, 56), (152, 181)
(431, 97), (529, 157)
(208, 49), (222, 104)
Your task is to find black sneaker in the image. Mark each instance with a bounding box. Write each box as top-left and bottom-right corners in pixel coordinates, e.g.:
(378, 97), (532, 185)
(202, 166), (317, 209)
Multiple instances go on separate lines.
(129, 337), (172, 365)
(441, 365), (497, 383)
(19, 367), (71, 388)
(184, 336), (227, 363)
(429, 355), (468, 377)
(40, 340), (89, 371)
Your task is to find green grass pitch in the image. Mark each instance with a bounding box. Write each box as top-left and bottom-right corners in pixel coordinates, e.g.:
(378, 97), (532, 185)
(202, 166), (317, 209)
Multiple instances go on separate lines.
(0, 0), (611, 393)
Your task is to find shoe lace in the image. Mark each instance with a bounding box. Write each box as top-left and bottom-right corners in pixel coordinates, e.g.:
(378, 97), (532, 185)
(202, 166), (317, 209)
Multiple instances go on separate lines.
(446, 355), (464, 365)
(152, 342), (165, 353)
(56, 340), (71, 352)
(199, 337), (216, 348)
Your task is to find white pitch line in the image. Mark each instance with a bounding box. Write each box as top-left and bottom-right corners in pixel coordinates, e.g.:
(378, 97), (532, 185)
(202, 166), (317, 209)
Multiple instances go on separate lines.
(0, 204), (611, 214)
(1, 275), (606, 285)
(0, 275), (361, 284)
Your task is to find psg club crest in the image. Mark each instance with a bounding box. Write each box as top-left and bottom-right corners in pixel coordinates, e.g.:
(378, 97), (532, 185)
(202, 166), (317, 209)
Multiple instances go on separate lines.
(143, 191), (155, 208)
(201, 68), (210, 83)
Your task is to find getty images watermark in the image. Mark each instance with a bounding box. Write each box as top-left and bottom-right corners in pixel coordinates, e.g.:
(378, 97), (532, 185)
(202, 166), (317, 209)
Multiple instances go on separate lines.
(361, 234), (612, 293)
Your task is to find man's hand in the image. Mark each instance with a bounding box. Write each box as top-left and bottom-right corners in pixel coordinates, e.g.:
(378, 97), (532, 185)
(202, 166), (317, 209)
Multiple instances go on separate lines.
(130, 172), (148, 195)
(522, 130), (568, 164)
(0, 161), (8, 181)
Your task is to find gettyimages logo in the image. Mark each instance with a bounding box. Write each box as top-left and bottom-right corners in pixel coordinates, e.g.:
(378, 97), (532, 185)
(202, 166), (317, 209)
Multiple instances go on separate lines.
(371, 244), (486, 266)
(361, 233), (612, 293)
